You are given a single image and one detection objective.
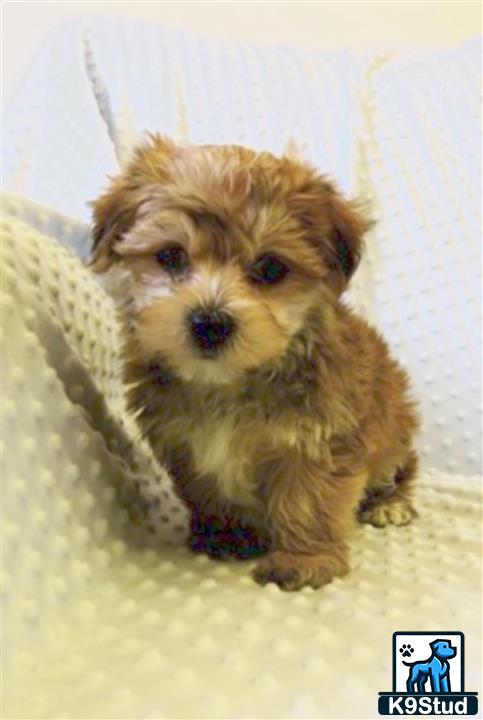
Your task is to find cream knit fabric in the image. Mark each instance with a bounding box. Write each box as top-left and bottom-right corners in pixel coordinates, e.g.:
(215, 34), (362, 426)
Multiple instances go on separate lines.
(2, 197), (481, 720)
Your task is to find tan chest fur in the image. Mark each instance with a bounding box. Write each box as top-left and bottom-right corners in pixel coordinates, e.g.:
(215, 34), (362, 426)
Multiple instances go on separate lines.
(187, 415), (262, 510)
(182, 411), (326, 513)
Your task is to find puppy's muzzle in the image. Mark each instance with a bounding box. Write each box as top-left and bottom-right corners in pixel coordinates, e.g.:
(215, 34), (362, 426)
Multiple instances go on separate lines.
(188, 308), (235, 355)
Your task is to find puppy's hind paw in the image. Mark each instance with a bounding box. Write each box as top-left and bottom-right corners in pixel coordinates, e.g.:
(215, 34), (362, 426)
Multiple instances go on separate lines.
(359, 499), (417, 528)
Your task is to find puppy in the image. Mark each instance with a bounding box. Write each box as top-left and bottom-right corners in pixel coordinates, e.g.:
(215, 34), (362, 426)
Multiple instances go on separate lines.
(90, 135), (419, 591)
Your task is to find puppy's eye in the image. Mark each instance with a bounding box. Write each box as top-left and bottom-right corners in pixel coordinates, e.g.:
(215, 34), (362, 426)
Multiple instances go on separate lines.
(249, 254), (289, 285)
(155, 245), (189, 274)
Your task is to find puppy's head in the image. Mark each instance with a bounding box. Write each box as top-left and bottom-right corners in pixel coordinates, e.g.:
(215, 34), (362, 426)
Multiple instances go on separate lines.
(91, 135), (369, 385)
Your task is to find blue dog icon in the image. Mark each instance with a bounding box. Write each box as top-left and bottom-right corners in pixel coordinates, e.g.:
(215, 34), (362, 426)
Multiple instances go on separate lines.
(403, 639), (456, 693)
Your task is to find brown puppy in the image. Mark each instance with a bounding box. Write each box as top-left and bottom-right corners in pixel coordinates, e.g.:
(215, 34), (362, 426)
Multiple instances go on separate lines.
(90, 135), (419, 591)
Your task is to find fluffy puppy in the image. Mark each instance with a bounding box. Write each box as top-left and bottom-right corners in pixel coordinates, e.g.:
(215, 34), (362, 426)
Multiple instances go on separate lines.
(90, 135), (419, 591)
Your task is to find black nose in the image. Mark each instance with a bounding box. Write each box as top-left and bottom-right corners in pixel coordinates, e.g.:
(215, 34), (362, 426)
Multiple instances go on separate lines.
(188, 309), (235, 353)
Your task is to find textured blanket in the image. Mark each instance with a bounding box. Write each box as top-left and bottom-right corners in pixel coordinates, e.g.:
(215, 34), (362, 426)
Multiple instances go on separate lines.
(2, 199), (481, 719)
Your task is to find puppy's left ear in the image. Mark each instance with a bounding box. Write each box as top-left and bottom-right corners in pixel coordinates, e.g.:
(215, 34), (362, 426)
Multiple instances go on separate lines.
(324, 190), (371, 293)
(291, 174), (371, 294)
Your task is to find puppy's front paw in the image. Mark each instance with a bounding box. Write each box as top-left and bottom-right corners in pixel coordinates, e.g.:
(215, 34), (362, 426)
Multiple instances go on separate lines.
(252, 550), (348, 591)
(359, 498), (417, 528)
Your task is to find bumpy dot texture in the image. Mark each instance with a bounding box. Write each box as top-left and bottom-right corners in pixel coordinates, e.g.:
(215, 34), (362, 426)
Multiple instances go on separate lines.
(3, 23), (118, 223)
(351, 40), (482, 477)
(82, 18), (366, 191)
(1, 201), (482, 719)
(1, 203), (190, 550)
(3, 19), (366, 214)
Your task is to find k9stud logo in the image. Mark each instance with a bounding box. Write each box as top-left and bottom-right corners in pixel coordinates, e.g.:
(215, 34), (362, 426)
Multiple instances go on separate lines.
(378, 632), (478, 715)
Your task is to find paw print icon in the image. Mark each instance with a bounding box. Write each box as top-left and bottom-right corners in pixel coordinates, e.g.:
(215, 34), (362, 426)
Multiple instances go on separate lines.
(399, 643), (414, 658)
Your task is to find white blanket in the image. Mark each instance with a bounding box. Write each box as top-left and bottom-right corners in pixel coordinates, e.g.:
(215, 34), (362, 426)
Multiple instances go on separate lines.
(2, 202), (481, 718)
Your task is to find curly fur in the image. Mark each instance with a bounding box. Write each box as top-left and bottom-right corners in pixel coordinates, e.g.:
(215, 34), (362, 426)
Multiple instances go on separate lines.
(90, 135), (419, 590)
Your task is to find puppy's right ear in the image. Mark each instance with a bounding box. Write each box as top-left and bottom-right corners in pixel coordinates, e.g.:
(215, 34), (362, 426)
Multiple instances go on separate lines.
(89, 134), (177, 272)
(89, 176), (147, 272)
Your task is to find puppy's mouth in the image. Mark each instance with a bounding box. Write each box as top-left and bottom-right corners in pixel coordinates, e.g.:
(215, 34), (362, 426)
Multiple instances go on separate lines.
(187, 307), (236, 359)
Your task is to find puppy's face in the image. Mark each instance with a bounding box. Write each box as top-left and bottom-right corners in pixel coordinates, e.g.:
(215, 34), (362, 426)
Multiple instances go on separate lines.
(91, 136), (368, 385)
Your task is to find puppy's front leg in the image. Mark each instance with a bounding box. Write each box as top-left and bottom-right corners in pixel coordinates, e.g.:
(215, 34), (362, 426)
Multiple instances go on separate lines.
(253, 456), (367, 591)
